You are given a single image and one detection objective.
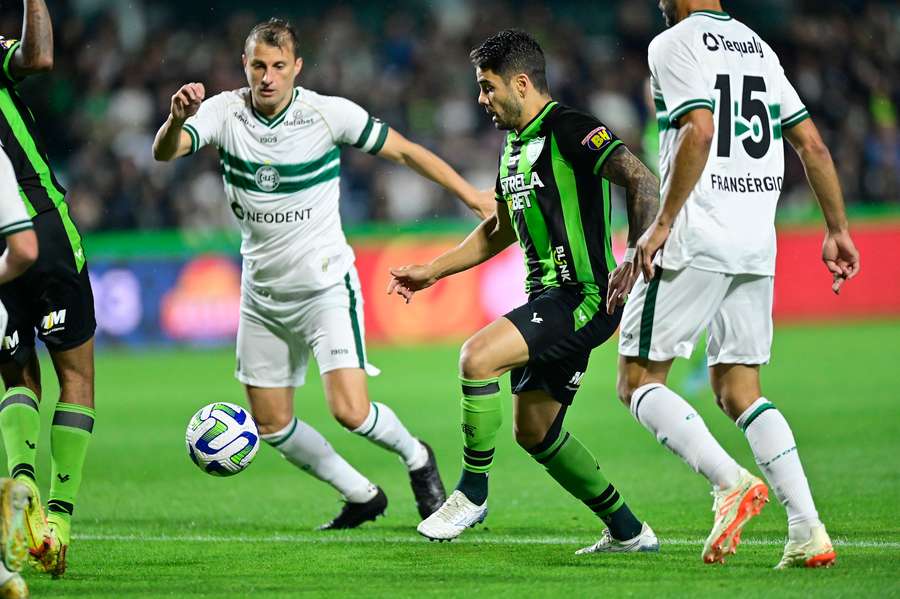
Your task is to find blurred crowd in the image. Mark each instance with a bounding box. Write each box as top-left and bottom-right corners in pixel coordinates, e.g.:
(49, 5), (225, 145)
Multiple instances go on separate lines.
(1, 0), (897, 233)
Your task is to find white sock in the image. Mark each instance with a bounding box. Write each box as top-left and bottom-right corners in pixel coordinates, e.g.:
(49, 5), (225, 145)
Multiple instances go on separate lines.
(0, 561), (12, 585)
(262, 418), (377, 503)
(737, 398), (820, 540)
(631, 383), (741, 489)
(352, 402), (428, 470)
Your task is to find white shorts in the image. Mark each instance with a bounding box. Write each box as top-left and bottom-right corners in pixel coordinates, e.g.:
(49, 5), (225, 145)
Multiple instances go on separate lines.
(235, 266), (379, 388)
(618, 266), (773, 366)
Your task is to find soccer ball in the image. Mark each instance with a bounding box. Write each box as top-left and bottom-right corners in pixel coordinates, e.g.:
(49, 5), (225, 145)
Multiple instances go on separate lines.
(185, 402), (260, 476)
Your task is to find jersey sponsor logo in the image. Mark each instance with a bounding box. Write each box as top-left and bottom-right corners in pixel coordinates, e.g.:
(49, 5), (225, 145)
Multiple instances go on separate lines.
(500, 172), (544, 211)
(42, 309), (67, 333)
(709, 173), (783, 193)
(581, 126), (612, 151)
(1, 330), (18, 351)
(255, 165), (280, 191)
(702, 32), (764, 59)
(524, 136), (545, 163)
(230, 203), (312, 224)
(553, 246), (572, 282)
(284, 110), (316, 127)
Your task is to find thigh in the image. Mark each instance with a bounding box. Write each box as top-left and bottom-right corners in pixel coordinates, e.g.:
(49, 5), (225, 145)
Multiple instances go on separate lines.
(302, 268), (379, 376)
(30, 213), (96, 353)
(619, 267), (729, 362)
(707, 275), (773, 366)
(236, 294), (308, 388)
(0, 277), (38, 367)
(510, 348), (590, 406)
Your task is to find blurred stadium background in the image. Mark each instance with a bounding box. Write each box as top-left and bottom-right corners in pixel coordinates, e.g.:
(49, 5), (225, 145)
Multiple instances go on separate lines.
(0, 0), (896, 347)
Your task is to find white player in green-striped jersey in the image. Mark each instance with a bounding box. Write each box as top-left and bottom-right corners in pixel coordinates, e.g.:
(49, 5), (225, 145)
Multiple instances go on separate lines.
(153, 18), (492, 529)
(610, 0), (859, 569)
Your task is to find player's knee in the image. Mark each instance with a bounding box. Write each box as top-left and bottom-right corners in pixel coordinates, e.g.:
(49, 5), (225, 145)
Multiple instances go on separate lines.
(329, 398), (369, 430)
(459, 337), (495, 380)
(513, 424), (545, 451)
(255, 411), (293, 436)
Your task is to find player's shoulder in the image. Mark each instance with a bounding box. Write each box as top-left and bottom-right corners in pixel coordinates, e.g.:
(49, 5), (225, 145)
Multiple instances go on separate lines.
(295, 86), (360, 113)
(546, 103), (605, 138)
(649, 18), (699, 57)
(203, 88), (249, 112)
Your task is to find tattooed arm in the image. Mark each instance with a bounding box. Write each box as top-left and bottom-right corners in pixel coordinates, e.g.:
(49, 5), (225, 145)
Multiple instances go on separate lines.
(599, 145), (660, 314)
(9, 0), (54, 78)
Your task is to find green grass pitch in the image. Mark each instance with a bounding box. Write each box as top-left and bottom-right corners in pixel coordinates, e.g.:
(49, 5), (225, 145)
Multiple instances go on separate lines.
(10, 320), (900, 597)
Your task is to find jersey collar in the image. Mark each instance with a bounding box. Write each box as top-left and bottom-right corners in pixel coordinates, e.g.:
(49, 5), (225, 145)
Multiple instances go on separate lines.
(515, 100), (558, 142)
(689, 9), (732, 21)
(251, 88), (299, 129)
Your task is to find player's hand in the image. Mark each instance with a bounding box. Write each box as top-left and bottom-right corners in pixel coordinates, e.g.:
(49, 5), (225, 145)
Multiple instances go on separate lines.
(606, 259), (638, 315)
(171, 83), (205, 122)
(387, 264), (439, 304)
(636, 219), (670, 283)
(822, 229), (860, 295)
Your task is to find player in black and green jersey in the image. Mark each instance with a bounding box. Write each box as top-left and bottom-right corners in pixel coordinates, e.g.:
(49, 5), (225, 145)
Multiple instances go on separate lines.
(389, 30), (660, 552)
(0, 0), (96, 578)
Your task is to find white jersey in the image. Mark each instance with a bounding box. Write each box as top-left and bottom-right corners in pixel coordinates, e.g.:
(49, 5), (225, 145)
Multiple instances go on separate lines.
(0, 148), (31, 236)
(649, 10), (808, 275)
(183, 86), (389, 292)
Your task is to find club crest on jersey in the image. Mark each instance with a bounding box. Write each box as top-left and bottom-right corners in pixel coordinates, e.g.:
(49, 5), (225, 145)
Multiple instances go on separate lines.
(582, 126), (612, 151)
(524, 136), (545, 163)
(255, 165), (280, 191)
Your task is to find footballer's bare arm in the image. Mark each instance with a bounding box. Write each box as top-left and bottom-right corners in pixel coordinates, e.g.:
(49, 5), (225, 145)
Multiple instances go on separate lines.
(599, 145), (659, 247)
(153, 83), (205, 161)
(377, 128), (496, 219)
(599, 145), (660, 313)
(8, 0), (54, 78)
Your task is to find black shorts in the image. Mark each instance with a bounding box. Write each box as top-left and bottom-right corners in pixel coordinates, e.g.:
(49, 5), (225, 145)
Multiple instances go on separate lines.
(0, 209), (96, 366)
(505, 286), (622, 405)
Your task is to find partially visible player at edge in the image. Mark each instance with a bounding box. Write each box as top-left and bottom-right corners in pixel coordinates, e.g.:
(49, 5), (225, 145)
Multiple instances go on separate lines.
(610, 0), (859, 567)
(0, 0), (98, 581)
(389, 30), (662, 553)
(0, 143), (40, 599)
(154, 19), (493, 529)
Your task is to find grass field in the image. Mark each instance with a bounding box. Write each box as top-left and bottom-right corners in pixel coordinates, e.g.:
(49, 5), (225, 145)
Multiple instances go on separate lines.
(9, 320), (900, 597)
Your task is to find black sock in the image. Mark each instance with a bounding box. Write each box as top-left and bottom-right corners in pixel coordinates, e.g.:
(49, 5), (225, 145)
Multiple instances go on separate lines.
(455, 470), (488, 505)
(601, 503), (643, 541)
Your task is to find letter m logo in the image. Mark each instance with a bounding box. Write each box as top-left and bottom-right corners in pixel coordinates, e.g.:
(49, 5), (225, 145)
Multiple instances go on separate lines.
(2, 330), (18, 350)
(568, 371), (585, 387)
(42, 309), (67, 330)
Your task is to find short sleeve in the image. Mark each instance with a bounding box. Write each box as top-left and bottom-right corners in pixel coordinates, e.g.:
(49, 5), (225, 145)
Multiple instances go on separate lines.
(649, 33), (713, 124)
(182, 93), (229, 154)
(321, 96), (389, 154)
(0, 150), (31, 235)
(553, 109), (624, 177)
(779, 67), (809, 130)
(0, 37), (21, 86)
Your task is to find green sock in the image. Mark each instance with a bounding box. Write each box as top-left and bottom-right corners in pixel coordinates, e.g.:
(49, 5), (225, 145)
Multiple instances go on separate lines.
(457, 377), (502, 504)
(0, 386), (41, 482)
(530, 430), (642, 540)
(48, 402), (95, 526)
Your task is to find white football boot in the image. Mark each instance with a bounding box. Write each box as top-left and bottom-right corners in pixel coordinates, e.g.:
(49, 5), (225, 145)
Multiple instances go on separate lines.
(416, 490), (487, 541)
(575, 522), (660, 555)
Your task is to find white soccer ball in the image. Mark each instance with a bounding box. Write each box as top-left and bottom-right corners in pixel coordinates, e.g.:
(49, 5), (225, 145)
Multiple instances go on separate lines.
(185, 402), (260, 476)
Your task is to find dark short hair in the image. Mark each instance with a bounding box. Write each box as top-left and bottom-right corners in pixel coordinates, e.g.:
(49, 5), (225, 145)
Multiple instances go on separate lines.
(245, 18), (300, 57)
(469, 29), (548, 94)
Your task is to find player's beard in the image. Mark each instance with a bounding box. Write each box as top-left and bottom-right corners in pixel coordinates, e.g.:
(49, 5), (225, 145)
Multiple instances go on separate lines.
(492, 95), (523, 131)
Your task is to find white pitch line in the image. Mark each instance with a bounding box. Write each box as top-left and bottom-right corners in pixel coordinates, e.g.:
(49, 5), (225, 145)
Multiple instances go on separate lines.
(74, 533), (900, 549)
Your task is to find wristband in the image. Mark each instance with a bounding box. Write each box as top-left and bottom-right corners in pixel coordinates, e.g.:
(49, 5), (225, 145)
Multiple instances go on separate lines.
(623, 247), (636, 264)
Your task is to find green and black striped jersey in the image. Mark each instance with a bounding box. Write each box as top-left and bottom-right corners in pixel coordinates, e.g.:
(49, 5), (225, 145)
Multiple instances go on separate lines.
(495, 101), (623, 296)
(0, 37), (70, 219)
